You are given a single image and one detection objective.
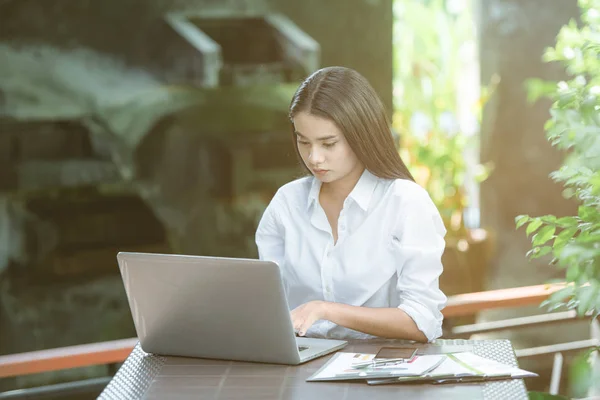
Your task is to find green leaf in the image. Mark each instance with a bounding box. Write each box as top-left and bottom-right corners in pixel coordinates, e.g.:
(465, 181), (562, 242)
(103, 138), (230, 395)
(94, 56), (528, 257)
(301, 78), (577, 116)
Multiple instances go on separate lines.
(578, 205), (598, 221)
(548, 285), (575, 304)
(575, 231), (600, 244)
(533, 225), (556, 246)
(568, 346), (599, 399)
(560, 244), (586, 260)
(595, 295), (600, 320)
(556, 216), (578, 228)
(542, 285), (576, 310)
(567, 263), (581, 282)
(540, 215), (558, 224)
(553, 226), (579, 249)
(525, 79), (560, 104)
(537, 246), (554, 257)
(526, 219), (544, 237)
(557, 89), (578, 107)
(576, 286), (597, 316)
(560, 243), (599, 265)
(515, 215), (530, 229)
(527, 391), (569, 400)
(529, 246), (554, 259)
(528, 391), (570, 400)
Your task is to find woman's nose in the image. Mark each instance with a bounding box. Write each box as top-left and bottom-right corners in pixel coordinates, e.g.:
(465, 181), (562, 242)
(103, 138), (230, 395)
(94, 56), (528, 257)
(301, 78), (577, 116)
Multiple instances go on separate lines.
(308, 148), (324, 164)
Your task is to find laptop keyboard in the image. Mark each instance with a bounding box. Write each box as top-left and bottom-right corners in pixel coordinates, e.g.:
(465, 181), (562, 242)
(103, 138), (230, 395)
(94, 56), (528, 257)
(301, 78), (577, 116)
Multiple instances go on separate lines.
(298, 346), (309, 352)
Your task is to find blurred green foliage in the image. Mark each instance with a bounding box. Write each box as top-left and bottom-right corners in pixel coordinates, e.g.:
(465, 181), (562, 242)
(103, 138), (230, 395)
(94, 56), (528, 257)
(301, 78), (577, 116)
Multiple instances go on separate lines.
(515, 0), (600, 397)
(392, 0), (493, 237)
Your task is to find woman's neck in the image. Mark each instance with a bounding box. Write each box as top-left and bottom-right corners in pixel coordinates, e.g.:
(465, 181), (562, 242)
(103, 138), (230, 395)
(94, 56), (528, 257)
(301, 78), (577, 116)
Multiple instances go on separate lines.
(320, 166), (365, 204)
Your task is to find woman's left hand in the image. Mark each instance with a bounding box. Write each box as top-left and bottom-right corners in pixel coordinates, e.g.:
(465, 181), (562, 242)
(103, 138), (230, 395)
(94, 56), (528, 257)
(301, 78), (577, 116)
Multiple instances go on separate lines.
(290, 300), (329, 336)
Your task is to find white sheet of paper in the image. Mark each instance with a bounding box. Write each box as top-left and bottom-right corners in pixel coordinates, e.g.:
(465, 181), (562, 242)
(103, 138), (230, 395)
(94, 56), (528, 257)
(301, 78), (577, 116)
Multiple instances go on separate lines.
(452, 352), (538, 378)
(367, 356), (474, 385)
(367, 352), (537, 385)
(307, 352), (446, 381)
(426, 356), (475, 377)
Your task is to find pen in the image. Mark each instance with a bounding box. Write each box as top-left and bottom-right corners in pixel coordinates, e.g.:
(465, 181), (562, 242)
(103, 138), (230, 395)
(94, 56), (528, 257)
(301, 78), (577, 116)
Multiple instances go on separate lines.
(352, 357), (411, 369)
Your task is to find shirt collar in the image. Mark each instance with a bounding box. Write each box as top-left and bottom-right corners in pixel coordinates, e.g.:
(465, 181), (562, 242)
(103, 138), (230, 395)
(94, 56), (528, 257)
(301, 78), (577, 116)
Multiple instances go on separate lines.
(306, 169), (379, 212)
(348, 169), (379, 211)
(306, 176), (322, 211)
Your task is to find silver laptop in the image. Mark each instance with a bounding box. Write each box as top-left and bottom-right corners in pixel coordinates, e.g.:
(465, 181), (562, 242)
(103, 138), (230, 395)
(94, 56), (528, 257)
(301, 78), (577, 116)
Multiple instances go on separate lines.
(116, 252), (347, 364)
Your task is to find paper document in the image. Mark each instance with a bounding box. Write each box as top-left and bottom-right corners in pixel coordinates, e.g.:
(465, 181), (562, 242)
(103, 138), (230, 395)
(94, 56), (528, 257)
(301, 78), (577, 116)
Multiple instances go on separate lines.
(452, 352), (538, 379)
(367, 351), (537, 385)
(307, 352), (446, 382)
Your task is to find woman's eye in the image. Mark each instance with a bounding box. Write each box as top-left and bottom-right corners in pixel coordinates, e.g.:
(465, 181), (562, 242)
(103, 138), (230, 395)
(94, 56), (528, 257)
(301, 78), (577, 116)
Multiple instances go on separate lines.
(298, 141), (310, 146)
(323, 142), (337, 148)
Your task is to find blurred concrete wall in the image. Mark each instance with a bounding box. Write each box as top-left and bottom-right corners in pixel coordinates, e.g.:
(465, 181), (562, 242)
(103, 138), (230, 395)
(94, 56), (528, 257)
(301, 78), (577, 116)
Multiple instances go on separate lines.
(479, 0), (579, 290)
(268, 0), (394, 115)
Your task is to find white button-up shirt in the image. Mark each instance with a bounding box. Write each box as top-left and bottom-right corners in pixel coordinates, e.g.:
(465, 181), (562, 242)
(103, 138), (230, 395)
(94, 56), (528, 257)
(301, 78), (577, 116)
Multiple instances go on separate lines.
(255, 169), (447, 342)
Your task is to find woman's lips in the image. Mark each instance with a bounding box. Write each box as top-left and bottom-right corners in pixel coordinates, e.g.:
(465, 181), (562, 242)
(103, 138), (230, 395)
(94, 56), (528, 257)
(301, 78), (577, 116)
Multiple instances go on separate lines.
(313, 169), (329, 175)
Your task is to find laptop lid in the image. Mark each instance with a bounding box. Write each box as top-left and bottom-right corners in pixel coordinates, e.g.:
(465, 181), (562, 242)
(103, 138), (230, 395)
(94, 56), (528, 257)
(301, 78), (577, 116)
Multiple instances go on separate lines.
(117, 252), (303, 364)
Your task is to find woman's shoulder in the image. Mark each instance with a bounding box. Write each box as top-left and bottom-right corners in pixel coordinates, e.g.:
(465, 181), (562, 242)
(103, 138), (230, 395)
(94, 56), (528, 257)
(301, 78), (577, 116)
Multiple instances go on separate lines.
(388, 178), (433, 204)
(387, 178), (446, 236)
(270, 175), (313, 207)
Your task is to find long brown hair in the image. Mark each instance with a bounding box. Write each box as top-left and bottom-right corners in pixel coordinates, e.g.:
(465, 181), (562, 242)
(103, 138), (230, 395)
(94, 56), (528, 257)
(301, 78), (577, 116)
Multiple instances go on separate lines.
(289, 66), (414, 181)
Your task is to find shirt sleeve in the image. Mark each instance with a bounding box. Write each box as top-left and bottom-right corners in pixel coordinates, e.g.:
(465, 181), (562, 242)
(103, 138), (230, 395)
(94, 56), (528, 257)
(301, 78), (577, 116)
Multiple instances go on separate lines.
(255, 191), (286, 268)
(391, 184), (447, 342)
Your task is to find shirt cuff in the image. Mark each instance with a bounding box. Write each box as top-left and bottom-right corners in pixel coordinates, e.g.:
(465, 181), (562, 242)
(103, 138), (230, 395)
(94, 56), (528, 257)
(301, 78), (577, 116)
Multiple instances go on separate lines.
(398, 301), (442, 342)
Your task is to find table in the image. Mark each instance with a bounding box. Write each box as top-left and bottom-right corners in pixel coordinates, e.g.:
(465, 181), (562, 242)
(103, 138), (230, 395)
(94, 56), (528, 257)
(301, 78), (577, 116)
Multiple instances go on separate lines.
(98, 339), (528, 399)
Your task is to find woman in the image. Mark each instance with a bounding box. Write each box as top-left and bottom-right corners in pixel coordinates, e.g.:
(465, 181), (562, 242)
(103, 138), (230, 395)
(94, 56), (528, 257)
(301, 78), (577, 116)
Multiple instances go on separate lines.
(255, 66), (446, 343)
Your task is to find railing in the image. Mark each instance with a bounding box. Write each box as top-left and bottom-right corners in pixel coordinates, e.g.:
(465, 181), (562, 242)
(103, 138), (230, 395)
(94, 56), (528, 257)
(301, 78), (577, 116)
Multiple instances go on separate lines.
(444, 282), (599, 397)
(0, 338), (138, 379)
(0, 282), (580, 380)
(443, 282), (566, 317)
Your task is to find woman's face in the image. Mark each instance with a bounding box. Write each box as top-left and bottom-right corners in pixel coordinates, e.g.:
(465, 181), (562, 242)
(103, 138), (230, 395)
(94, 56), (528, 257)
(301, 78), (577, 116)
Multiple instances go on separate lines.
(293, 112), (363, 184)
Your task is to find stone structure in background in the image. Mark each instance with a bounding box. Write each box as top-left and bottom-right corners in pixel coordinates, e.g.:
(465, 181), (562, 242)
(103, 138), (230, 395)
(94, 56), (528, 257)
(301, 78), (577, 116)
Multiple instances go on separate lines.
(267, 0), (395, 116)
(478, 0), (587, 388)
(0, 0), (393, 389)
